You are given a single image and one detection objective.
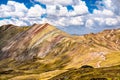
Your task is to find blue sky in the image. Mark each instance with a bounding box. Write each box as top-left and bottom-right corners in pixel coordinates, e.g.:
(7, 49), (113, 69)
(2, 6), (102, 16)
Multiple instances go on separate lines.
(0, 0), (98, 12)
(0, 0), (120, 35)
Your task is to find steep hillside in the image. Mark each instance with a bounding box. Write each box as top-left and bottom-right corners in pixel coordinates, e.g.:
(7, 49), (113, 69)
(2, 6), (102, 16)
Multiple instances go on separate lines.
(0, 24), (29, 50)
(0, 23), (70, 60)
(0, 23), (120, 80)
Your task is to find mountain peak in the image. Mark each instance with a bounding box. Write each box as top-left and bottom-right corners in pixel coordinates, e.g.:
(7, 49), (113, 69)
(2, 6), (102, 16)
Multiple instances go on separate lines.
(0, 23), (67, 60)
(0, 24), (120, 80)
(0, 24), (18, 32)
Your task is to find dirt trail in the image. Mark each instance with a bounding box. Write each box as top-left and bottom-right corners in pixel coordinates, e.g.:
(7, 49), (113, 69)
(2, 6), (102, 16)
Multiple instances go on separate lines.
(96, 52), (106, 67)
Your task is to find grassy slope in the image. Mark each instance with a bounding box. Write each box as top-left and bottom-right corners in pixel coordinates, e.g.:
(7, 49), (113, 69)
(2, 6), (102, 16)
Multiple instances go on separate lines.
(50, 65), (120, 80)
(0, 24), (120, 80)
(1, 60), (119, 80)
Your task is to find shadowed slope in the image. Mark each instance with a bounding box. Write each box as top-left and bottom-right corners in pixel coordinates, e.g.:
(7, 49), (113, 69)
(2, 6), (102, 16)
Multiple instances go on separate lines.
(0, 24), (29, 50)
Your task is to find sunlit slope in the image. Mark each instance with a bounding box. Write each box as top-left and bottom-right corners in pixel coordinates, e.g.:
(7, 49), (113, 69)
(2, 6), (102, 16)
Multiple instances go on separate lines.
(0, 23), (120, 80)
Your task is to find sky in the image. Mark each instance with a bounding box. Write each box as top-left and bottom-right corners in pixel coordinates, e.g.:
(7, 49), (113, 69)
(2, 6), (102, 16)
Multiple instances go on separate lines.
(0, 0), (120, 35)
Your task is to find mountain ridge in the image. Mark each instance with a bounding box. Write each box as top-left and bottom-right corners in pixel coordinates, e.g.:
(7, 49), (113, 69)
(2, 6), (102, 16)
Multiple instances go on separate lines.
(0, 23), (120, 80)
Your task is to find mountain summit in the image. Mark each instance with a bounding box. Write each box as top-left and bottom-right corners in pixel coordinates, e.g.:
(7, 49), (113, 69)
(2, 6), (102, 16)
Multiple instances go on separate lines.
(0, 24), (120, 80)
(0, 23), (69, 60)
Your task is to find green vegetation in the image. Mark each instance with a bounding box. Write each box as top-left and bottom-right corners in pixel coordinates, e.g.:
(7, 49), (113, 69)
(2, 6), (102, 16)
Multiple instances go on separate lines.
(50, 65), (120, 80)
(0, 55), (71, 80)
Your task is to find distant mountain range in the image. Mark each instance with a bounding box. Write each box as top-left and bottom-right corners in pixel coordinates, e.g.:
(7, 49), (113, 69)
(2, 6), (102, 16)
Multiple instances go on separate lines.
(0, 23), (120, 80)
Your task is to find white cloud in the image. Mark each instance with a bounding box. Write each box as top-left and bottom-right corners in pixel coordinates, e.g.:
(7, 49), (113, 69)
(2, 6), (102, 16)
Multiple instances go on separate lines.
(105, 18), (118, 26)
(100, 0), (120, 15)
(34, 0), (85, 6)
(0, 0), (120, 35)
(0, 1), (46, 26)
(57, 5), (68, 17)
(0, 1), (28, 18)
(69, 16), (84, 26)
(35, 0), (73, 5)
(85, 19), (94, 28)
(0, 18), (28, 26)
(72, 4), (88, 16)
(7, 1), (28, 12)
(93, 9), (114, 16)
(27, 4), (45, 17)
(46, 5), (56, 16)
(43, 0), (88, 27)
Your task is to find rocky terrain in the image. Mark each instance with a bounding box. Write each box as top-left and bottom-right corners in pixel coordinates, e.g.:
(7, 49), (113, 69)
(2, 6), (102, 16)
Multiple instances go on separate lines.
(0, 23), (120, 80)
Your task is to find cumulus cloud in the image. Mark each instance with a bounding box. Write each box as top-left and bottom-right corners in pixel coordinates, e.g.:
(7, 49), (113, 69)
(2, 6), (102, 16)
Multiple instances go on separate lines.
(35, 0), (84, 6)
(69, 4), (88, 16)
(93, 9), (114, 16)
(0, 1), (45, 26)
(105, 18), (119, 26)
(0, 0), (120, 34)
(0, 1), (28, 18)
(27, 4), (45, 18)
(98, 0), (120, 15)
(85, 19), (94, 28)
(82, 0), (120, 31)
(35, 0), (73, 5)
